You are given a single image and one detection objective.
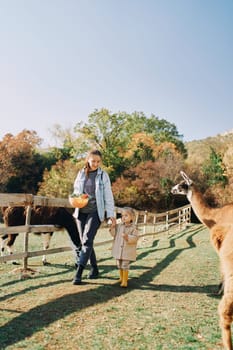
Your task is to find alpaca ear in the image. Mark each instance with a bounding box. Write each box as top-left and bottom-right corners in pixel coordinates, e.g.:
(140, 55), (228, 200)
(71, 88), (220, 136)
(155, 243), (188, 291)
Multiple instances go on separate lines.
(180, 171), (193, 185)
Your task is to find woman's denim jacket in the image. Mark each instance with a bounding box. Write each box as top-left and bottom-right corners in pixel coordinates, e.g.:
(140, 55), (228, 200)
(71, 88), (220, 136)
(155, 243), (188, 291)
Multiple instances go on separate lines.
(73, 167), (115, 222)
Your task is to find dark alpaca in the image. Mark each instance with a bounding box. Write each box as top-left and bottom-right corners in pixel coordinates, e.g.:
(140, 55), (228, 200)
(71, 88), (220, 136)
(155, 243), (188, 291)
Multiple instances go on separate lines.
(1, 206), (81, 265)
(171, 171), (233, 350)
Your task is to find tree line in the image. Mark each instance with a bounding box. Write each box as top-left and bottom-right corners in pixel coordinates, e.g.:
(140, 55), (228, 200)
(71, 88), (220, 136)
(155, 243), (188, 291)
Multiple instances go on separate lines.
(0, 109), (231, 212)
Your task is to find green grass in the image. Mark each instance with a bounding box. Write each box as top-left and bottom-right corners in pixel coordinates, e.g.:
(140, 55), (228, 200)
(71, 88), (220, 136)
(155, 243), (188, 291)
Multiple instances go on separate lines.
(0, 224), (225, 349)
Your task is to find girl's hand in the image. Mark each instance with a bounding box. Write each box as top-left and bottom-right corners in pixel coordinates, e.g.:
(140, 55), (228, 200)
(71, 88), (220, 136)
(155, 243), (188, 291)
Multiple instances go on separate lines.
(122, 233), (129, 241)
(109, 217), (116, 228)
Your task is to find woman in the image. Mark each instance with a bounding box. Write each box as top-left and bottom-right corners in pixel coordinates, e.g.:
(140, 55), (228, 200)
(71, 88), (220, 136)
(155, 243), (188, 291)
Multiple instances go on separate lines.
(72, 149), (116, 285)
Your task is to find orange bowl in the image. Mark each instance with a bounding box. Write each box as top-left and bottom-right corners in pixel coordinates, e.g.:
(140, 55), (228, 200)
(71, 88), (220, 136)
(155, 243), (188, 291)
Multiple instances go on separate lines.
(69, 196), (89, 208)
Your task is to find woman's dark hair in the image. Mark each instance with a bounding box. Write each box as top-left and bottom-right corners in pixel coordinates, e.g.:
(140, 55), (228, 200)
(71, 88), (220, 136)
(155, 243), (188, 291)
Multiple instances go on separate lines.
(84, 149), (102, 176)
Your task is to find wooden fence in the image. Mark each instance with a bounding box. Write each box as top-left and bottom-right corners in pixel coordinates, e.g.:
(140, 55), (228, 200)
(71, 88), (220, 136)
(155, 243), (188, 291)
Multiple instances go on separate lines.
(0, 193), (191, 269)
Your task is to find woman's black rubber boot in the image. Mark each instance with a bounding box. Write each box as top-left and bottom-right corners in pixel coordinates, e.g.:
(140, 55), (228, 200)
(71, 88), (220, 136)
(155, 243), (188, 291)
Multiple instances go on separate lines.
(88, 265), (99, 279)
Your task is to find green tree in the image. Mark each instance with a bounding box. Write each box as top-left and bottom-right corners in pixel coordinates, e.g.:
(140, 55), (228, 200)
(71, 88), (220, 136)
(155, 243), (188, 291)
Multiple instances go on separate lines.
(202, 147), (228, 186)
(37, 159), (80, 198)
(73, 108), (186, 180)
(48, 124), (79, 160)
(74, 109), (131, 177)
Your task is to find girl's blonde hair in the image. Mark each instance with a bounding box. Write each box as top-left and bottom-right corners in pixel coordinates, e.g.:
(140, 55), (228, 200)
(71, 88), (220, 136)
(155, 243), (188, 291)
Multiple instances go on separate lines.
(122, 207), (136, 222)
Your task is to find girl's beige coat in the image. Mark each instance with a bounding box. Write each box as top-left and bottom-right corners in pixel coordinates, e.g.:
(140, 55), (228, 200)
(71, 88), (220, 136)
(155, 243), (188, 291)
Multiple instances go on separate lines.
(110, 223), (139, 261)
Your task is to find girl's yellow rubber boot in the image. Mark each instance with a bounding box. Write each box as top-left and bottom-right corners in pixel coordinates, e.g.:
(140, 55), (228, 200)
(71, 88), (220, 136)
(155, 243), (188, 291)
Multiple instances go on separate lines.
(119, 269), (123, 283)
(120, 270), (128, 287)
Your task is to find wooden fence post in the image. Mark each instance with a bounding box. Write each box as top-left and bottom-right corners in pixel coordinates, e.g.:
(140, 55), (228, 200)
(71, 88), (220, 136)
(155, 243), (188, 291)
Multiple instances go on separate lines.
(166, 211), (169, 230)
(143, 211), (148, 235)
(23, 205), (32, 270)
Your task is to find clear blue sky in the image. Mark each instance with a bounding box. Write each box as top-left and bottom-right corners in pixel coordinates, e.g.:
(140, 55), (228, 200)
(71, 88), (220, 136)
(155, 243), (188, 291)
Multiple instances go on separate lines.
(0, 0), (232, 147)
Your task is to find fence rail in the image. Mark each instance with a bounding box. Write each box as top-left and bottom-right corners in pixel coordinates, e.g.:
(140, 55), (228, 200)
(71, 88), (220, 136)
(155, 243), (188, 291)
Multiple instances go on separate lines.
(0, 193), (191, 268)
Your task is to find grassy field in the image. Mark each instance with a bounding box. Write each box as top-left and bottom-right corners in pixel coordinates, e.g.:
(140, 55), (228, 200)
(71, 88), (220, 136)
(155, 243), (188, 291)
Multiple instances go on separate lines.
(0, 224), (225, 350)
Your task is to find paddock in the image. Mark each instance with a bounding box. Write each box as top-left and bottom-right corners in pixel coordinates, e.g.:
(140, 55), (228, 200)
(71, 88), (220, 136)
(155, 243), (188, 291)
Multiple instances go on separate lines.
(1, 194), (224, 349)
(0, 222), (222, 350)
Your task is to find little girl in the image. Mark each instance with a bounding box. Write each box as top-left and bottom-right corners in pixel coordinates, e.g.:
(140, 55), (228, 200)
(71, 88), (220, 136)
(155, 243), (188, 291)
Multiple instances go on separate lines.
(109, 207), (139, 287)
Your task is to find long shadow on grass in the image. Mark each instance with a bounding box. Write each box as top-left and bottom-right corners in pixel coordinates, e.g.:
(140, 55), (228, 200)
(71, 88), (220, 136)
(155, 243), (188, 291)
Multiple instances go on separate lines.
(0, 225), (213, 348)
(129, 225), (220, 296)
(0, 264), (76, 304)
(1, 263), (75, 288)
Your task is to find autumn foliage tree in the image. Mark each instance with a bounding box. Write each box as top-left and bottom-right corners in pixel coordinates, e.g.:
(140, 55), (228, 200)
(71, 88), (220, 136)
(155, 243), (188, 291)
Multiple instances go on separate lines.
(0, 130), (40, 192)
(0, 130), (59, 194)
(112, 142), (185, 211)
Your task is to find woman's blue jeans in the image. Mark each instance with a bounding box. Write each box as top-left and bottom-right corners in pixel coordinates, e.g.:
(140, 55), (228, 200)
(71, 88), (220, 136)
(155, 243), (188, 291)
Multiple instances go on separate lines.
(76, 210), (101, 268)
